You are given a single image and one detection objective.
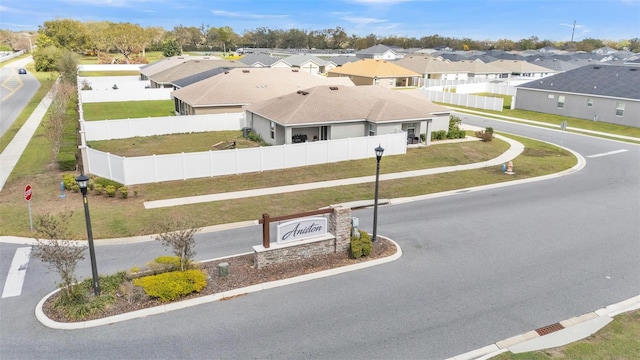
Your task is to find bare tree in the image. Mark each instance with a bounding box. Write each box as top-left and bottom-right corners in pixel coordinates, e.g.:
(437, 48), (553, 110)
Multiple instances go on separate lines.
(155, 218), (200, 271)
(43, 80), (75, 162)
(32, 212), (87, 299)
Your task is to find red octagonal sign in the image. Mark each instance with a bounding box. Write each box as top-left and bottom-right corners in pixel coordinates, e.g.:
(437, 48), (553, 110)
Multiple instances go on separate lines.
(24, 184), (32, 202)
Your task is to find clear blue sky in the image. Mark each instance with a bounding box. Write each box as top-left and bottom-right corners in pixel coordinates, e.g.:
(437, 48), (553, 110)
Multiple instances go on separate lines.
(2, 0), (639, 41)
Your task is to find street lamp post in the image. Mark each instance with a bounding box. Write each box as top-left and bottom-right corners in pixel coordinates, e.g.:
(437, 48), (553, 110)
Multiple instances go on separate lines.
(75, 174), (100, 296)
(372, 145), (384, 242)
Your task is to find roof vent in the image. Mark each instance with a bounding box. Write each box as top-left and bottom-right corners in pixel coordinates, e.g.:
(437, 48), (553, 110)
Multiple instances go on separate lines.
(329, 86), (338, 90)
(242, 69), (250, 73)
(292, 69), (299, 72)
(630, 68), (638, 71)
(297, 90), (309, 95)
(593, 66), (601, 69)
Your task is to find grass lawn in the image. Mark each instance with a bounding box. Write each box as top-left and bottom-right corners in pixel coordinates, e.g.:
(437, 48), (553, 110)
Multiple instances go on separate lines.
(493, 310), (640, 359)
(472, 92), (512, 109)
(448, 104), (640, 141)
(82, 100), (175, 120)
(0, 132), (576, 239)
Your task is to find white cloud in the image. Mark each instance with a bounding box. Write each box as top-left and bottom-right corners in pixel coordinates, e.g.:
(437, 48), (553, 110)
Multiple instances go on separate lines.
(211, 10), (288, 20)
(341, 16), (388, 25)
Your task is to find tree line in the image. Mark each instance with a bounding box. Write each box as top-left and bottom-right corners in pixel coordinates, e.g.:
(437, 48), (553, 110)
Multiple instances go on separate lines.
(1, 18), (638, 68)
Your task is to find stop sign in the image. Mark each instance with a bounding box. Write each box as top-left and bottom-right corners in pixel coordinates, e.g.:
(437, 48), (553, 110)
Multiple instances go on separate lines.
(24, 184), (32, 202)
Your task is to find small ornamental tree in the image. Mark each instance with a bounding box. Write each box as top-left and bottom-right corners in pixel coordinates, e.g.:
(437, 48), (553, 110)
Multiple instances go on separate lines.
(155, 218), (199, 271)
(32, 212), (87, 300)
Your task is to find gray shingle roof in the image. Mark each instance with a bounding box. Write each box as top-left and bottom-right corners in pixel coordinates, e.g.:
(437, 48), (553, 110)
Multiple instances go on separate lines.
(517, 64), (640, 100)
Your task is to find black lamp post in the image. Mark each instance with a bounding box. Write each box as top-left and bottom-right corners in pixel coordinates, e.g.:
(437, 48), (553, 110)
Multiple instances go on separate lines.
(75, 174), (100, 296)
(372, 145), (384, 242)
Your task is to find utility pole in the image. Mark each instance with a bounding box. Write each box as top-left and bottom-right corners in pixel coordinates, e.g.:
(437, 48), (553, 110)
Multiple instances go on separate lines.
(571, 20), (576, 42)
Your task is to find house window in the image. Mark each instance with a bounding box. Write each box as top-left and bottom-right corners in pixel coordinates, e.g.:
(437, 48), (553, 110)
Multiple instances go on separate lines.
(557, 95), (565, 108)
(586, 98), (593, 107)
(270, 121), (275, 140)
(615, 102), (625, 116)
(369, 123), (375, 136)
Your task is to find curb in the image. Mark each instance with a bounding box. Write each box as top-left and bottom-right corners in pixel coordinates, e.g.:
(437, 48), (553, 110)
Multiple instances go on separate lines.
(447, 295), (640, 360)
(35, 237), (402, 329)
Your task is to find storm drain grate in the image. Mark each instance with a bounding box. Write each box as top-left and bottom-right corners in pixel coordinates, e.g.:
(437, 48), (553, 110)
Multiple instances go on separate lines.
(535, 322), (565, 336)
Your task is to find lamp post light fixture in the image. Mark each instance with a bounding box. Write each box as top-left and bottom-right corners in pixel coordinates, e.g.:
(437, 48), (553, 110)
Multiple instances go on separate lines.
(372, 144), (384, 242)
(75, 173), (100, 296)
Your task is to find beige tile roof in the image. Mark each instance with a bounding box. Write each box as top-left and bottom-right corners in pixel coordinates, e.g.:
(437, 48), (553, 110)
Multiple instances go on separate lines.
(172, 68), (355, 107)
(149, 59), (244, 83)
(394, 56), (464, 74)
(244, 85), (451, 125)
(328, 58), (421, 78)
(489, 59), (557, 73)
(454, 60), (510, 75)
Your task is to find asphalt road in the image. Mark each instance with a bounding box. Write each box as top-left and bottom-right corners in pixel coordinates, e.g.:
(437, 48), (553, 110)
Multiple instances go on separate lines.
(0, 116), (638, 359)
(0, 57), (40, 137)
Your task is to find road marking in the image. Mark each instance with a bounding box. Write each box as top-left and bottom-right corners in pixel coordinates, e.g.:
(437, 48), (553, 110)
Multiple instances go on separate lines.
(586, 149), (628, 158)
(1, 72), (24, 101)
(1, 247), (32, 298)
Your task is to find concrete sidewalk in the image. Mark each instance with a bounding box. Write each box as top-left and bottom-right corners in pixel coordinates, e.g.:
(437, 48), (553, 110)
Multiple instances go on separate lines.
(144, 132), (526, 209)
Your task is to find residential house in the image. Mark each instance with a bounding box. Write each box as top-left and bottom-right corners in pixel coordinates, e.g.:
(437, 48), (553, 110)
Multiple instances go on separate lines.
(281, 54), (337, 75)
(171, 67), (355, 115)
(489, 59), (556, 78)
(138, 55), (219, 81)
(147, 59), (244, 88)
(393, 56), (467, 83)
(244, 85), (451, 145)
(237, 54), (290, 68)
(327, 59), (421, 87)
(356, 44), (403, 60)
(515, 64), (640, 127)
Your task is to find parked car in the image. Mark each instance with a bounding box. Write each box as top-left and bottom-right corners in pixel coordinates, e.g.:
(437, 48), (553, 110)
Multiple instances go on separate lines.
(18, 68), (27, 74)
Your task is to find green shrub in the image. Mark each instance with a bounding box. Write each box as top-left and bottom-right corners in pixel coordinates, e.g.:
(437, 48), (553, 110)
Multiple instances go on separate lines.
(154, 256), (182, 270)
(350, 230), (372, 259)
(62, 173), (77, 190)
(133, 269), (207, 302)
(94, 184), (104, 195)
(93, 177), (123, 189)
(105, 185), (116, 197)
(118, 186), (128, 199)
(475, 127), (494, 141)
(431, 130), (447, 141)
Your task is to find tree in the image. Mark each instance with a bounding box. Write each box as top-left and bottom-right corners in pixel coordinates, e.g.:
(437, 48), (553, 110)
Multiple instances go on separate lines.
(32, 212), (87, 300)
(155, 218), (200, 271)
(57, 49), (79, 84)
(44, 80), (75, 162)
(108, 22), (145, 63)
(282, 28), (308, 49)
(33, 45), (62, 72)
(143, 26), (166, 55)
(328, 27), (348, 49)
(84, 21), (111, 58)
(162, 39), (182, 57)
(40, 18), (88, 51)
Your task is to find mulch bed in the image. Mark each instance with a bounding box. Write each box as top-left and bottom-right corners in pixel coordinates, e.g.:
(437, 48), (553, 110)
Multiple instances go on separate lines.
(43, 238), (397, 323)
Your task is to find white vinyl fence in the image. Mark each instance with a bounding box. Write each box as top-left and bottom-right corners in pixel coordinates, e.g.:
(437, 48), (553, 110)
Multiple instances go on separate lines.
(86, 132), (407, 185)
(420, 89), (505, 111)
(83, 113), (244, 140)
(79, 76), (172, 103)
